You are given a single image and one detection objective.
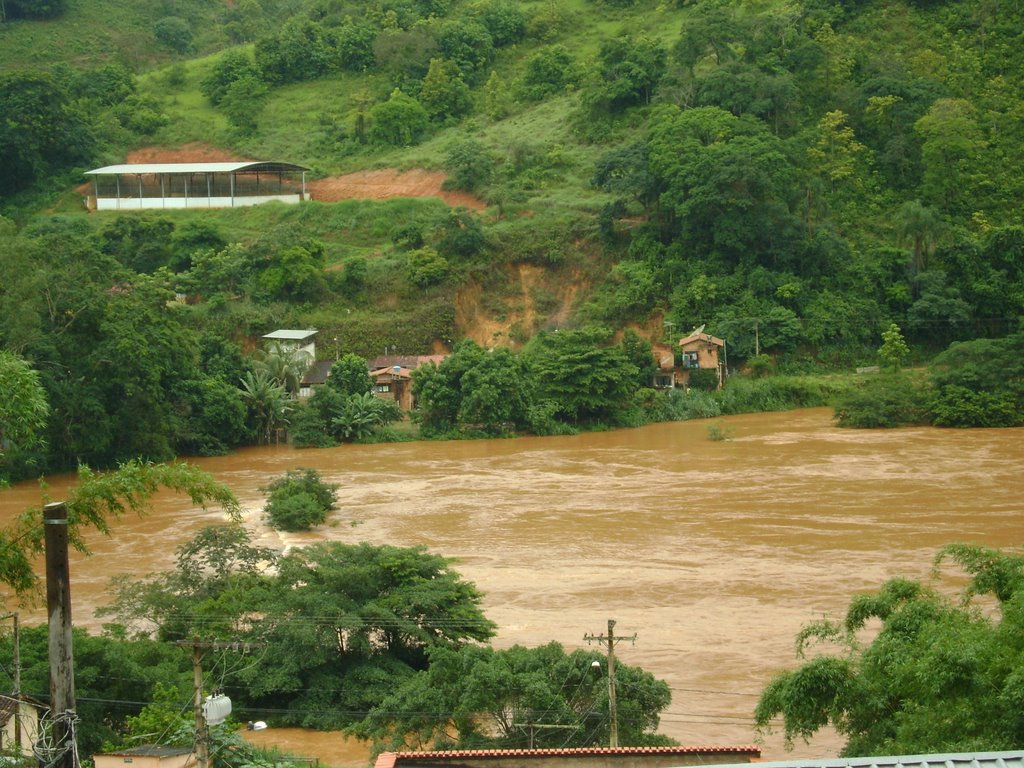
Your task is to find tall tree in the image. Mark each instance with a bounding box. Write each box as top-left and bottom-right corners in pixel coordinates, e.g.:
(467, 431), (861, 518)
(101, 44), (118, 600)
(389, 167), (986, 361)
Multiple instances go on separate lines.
(0, 351), (49, 483)
(755, 545), (1024, 755)
(351, 642), (673, 753)
(236, 542), (496, 729)
(524, 328), (639, 424)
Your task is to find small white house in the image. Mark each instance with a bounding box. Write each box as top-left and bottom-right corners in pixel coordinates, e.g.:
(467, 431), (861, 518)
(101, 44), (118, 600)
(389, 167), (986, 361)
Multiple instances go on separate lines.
(262, 329), (318, 360)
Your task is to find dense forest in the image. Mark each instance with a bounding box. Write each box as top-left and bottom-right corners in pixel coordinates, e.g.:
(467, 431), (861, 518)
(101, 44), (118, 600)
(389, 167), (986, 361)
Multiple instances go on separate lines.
(1, 0), (1023, 479)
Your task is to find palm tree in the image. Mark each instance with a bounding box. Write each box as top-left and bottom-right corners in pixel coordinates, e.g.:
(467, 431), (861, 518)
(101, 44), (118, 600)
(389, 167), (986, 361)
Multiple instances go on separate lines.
(239, 369), (291, 445)
(254, 342), (312, 398)
(896, 199), (944, 275)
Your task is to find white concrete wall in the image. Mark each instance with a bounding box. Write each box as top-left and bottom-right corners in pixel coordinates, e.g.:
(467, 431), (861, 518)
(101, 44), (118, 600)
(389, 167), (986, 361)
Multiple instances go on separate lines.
(94, 194), (303, 210)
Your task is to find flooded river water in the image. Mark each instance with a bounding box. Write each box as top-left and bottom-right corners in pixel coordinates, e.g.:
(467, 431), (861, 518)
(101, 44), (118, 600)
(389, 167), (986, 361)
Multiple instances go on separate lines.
(2, 408), (1022, 764)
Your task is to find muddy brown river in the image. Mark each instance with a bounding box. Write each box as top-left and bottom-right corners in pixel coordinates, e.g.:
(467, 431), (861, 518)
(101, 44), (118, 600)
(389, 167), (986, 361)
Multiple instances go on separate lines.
(2, 408), (1022, 764)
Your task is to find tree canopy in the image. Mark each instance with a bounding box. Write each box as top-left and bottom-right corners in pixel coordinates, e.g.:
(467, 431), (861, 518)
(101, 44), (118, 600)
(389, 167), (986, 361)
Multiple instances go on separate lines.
(755, 545), (1024, 755)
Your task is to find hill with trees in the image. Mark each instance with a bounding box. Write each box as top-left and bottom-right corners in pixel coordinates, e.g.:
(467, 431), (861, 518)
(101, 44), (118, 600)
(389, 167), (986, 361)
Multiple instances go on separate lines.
(1, 0), (1022, 476)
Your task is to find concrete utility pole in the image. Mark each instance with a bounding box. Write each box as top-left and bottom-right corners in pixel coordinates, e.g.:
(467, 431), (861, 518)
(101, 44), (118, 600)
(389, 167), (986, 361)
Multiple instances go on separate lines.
(44, 501), (77, 768)
(187, 642), (210, 768)
(178, 639), (260, 768)
(584, 619), (636, 748)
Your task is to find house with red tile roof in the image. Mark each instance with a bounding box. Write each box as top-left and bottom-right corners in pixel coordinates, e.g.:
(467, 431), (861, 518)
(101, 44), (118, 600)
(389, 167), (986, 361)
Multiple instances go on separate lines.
(374, 745), (761, 768)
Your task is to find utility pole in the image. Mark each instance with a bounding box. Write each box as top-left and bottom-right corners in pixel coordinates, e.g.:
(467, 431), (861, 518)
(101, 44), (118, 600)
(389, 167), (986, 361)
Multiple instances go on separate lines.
(178, 639), (259, 768)
(584, 619), (636, 748)
(187, 642), (210, 768)
(44, 501), (76, 768)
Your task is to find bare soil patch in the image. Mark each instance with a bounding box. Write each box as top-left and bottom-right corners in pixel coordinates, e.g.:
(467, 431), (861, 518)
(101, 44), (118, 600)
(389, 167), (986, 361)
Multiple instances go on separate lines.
(126, 143), (247, 163)
(308, 168), (486, 209)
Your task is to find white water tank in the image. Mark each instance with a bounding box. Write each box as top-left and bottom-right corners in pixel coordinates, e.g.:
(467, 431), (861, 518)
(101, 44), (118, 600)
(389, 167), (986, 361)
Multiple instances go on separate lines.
(203, 694), (232, 726)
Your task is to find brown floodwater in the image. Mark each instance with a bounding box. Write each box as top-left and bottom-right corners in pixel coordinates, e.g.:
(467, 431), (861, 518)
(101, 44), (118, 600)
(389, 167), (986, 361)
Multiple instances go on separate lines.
(2, 408), (1022, 765)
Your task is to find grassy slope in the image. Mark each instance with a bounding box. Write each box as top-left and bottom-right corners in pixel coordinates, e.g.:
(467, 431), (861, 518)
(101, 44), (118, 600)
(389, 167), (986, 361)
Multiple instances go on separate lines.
(11, 0), (1021, 355)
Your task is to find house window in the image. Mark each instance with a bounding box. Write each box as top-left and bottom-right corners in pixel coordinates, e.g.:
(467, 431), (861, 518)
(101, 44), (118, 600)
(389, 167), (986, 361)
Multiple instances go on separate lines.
(376, 384), (391, 393)
(682, 351), (699, 368)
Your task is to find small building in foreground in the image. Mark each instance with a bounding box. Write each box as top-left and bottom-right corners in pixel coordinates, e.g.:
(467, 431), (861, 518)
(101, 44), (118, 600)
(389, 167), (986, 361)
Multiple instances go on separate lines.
(0, 694), (43, 753)
(374, 745), (761, 768)
(84, 161), (310, 211)
(93, 745), (195, 768)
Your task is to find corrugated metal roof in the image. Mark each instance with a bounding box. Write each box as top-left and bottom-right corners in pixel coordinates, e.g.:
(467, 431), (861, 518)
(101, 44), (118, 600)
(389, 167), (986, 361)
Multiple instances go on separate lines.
(687, 751), (1024, 768)
(263, 329), (318, 341)
(85, 161), (310, 175)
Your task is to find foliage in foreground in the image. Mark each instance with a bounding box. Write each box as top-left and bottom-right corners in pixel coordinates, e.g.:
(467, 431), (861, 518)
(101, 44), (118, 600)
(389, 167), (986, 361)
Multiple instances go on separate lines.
(103, 527), (498, 729)
(99, 525), (673, 746)
(755, 544), (1024, 756)
(0, 460), (238, 597)
(0, 625), (192, 758)
(351, 642), (674, 754)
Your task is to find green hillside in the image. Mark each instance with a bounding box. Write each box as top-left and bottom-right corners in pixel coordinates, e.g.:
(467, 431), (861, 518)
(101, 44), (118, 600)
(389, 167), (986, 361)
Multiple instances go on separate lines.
(1, 0), (1023, 474)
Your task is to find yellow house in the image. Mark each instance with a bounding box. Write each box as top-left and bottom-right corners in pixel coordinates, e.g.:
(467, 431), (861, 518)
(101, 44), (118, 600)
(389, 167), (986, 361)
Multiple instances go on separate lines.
(0, 695), (42, 753)
(93, 745), (195, 768)
(678, 329), (725, 388)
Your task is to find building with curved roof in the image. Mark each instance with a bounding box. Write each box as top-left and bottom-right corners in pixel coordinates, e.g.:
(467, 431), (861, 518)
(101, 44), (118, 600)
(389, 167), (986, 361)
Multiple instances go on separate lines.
(84, 161), (310, 210)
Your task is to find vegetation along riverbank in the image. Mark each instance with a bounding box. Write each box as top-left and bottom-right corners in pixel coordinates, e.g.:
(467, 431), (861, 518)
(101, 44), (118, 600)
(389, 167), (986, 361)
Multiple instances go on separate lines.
(1, 0), (1023, 760)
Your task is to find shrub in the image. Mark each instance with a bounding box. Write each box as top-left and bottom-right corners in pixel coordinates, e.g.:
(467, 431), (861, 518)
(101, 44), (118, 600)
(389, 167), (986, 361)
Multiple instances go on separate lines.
(716, 375), (840, 415)
(370, 89), (429, 145)
(706, 423), (734, 441)
(266, 492), (326, 531)
(153, 17), (193, 54)
(262, 469), (338, 531)
(833, 374), (930, 428)
(926, 332), (1024, 427)
(443, 140), (495, 193)
(687, 368), (720, 391)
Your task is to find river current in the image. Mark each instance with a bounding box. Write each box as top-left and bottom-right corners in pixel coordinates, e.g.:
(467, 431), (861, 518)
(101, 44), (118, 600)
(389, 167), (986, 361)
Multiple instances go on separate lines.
(2, 408), (1022, 764)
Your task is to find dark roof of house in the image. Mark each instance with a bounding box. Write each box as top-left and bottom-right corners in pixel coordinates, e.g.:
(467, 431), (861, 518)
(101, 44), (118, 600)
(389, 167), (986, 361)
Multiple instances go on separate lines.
(702, 751), (1024, 768)
(302, 360), (333, 386)
(375, 746), (760, 768)
(98, 745), (194, 758)
(0, 693), (43, 726)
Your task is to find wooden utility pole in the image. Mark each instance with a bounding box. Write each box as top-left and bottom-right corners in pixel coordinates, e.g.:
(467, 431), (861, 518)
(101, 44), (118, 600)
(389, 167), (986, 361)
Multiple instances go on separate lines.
(44, 501), (77, 768)
(584, 619), (636, 748)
